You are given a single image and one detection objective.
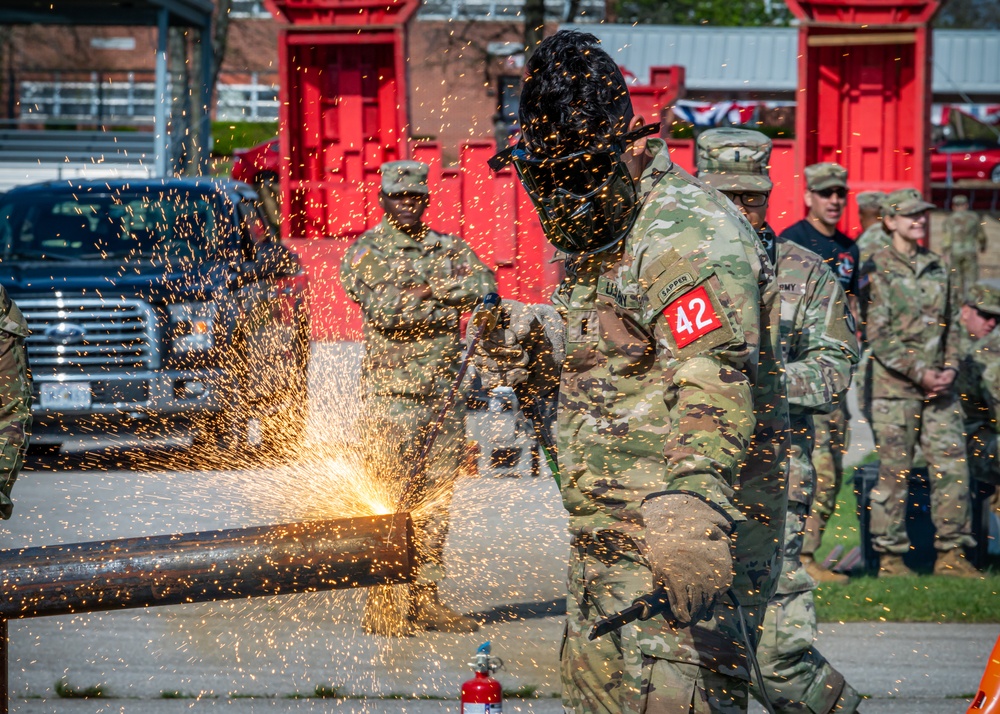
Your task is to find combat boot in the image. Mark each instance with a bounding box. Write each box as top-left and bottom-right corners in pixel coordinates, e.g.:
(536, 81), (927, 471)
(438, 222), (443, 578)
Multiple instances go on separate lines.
(802, 554), (849, 584)
(933, 548), (981, 578)
(878, 554), (917, 577)
(411, 583), (480, 633)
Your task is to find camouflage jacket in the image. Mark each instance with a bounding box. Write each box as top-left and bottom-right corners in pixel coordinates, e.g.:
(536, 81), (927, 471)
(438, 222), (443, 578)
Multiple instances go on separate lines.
(942, 210), (987, 257)
(340, 218), (497, 397)
(555, 138), (789, 609)
(957, 326), (1000, 437)
(775, 235), (859, 504)
(868, 245), (960, 400)
(856, 222), (889, 269)
(0, 285), (32, 519)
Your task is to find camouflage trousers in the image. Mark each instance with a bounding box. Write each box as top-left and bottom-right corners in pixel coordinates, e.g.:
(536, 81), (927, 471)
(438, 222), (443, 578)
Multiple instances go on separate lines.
(967, 426), (1000, 487)
(870, 396), (975, 554)
(365, 392), (464, 585)
(562, 539), (763, 714)
(803, 405), (848, 557)
(753, 503), (860, 714)
(949, 253), (978, 303)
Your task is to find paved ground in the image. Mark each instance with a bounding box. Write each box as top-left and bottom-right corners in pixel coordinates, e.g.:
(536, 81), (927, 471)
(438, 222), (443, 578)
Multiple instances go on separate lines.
(2, 342), (997, 713)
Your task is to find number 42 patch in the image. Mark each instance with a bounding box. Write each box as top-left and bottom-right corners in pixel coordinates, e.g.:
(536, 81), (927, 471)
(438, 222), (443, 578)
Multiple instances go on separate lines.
(663, 285), (724, 349)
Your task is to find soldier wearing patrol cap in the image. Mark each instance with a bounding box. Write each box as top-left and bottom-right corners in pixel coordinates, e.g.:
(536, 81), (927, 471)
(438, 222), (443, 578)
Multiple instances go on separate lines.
(855, 191), (888, 267)
(340, 160), (497, 634)
(956, 278), (1000, 567)
(698, 128), (861, 714)
(867, 187), (979, 577)
(780, 162), (860, 583)
(0, 284), (31, 522)
(942, 194), (988, 302)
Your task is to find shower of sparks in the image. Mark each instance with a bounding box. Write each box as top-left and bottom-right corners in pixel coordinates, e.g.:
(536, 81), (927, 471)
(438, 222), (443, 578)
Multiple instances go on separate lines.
(1, 180), (568, 703)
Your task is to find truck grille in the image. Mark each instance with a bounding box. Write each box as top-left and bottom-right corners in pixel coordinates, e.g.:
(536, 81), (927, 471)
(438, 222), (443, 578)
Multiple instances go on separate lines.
(19, 296), (158, 371)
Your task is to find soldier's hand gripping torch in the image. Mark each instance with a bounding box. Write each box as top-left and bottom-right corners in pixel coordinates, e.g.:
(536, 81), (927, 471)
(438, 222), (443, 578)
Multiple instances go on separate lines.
(588, 587), (673, 640)
(398, 293), (500, 512)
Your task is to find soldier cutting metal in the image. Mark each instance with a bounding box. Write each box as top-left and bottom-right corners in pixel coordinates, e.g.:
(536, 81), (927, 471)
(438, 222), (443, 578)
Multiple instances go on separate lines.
(0, 284), (31, 522)
(478, 30), (789, 714)
(340, 160), (497, 635)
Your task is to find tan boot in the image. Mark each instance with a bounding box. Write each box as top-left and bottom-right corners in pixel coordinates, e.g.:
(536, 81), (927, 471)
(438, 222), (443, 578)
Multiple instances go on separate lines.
(878, 553), (917, 577)
(411, 583), (481, 633)
(933, 548), (981, 578)
(362, 586), (415, 637)
(802, 554), (849, 584)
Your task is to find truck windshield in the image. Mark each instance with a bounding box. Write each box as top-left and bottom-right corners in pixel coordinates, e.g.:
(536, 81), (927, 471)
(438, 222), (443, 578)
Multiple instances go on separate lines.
(0, 187), (224, 262)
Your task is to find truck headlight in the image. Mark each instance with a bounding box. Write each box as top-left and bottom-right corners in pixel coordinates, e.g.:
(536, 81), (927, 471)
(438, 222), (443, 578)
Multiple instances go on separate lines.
(168, 302), (217, 352)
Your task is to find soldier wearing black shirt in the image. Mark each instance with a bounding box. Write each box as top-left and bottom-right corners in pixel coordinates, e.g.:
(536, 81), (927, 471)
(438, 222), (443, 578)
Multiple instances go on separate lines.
(780, 161), (858, 585)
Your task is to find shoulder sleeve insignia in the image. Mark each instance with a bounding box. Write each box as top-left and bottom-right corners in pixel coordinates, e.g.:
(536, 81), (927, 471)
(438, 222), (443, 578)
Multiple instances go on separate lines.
(349, 245), (371, 270)
(663, 285), (724, 348)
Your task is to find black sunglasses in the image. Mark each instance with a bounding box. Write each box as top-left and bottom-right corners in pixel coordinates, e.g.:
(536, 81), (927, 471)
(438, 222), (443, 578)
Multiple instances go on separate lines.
(813, 187), (847, 199)
(975, 307), (1000, 322)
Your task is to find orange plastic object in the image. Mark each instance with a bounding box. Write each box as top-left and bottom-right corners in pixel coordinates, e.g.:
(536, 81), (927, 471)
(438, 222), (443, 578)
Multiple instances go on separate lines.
(968, 634), (1000, 713)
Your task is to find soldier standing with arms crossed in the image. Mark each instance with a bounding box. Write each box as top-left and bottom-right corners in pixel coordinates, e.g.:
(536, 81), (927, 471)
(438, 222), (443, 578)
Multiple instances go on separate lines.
(867, 188), (978, 577)
(0, 284), (32, 522)
(780, 163), (859, 584)
(478, 30), (789, 713)
(340, 161), (497, 635)
(941, 194), (988, 302)
(696, 128), (860, 714)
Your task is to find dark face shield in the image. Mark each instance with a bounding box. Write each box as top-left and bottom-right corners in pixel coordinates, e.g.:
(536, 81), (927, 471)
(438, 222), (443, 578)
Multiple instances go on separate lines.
(489, 123), (660, 256)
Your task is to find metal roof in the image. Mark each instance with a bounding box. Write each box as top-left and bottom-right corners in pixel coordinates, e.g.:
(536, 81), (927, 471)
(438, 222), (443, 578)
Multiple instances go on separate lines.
(0, 0), (214, 27)
(563, 24), (1000, 98)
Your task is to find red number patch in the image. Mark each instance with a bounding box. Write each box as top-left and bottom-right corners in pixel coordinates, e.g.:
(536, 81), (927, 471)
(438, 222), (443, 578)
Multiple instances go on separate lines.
(663, 285), (723, 349)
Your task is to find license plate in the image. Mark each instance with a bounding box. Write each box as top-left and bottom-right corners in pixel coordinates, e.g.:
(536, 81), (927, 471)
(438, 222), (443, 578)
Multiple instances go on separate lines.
(40, 382), (92, 410)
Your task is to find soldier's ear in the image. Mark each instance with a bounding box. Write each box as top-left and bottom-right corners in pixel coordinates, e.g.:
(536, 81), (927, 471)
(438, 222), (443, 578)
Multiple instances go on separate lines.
(628, 115), (648, 157)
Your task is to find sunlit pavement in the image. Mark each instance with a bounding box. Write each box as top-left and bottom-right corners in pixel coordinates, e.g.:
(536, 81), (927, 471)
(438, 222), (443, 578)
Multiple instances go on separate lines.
(2, 343), (996, 713)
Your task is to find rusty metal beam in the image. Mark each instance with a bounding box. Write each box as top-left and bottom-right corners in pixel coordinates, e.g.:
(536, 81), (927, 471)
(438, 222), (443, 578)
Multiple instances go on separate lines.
(0, 513), (414, 619)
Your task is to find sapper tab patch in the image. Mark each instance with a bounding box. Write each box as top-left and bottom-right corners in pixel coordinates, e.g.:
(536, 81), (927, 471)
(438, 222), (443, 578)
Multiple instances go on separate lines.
(663, 285), (723, 349)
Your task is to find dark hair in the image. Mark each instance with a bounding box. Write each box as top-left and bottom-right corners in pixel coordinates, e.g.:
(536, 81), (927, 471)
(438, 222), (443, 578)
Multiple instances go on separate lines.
(518, 30), (633, 158)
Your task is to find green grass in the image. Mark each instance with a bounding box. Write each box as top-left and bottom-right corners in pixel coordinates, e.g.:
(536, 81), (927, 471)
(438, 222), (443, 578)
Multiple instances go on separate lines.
(54, 680), (106, 699)
(810, 458), (1000, 623)
(503, 686), (538, 698)
(211, 121), (277, 157)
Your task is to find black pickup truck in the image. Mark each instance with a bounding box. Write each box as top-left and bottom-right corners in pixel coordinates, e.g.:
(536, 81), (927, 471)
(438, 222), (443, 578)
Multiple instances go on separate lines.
(0, 178), (310, 460)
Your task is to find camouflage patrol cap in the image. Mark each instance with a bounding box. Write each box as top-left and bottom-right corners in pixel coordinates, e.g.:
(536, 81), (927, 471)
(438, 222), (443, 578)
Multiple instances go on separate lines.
(952, 195), (970, 206)
(804, 162), (848, 191)
(883, 187), (935, 216)
(380, 160), (430, 196)
(969, 279), (1000, 317)
(856, 191), (886, 212)
(695, 128), (773, 192)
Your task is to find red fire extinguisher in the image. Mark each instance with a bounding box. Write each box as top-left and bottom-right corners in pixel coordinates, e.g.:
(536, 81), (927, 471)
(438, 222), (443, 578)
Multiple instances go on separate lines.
(461, 641), (503, 714)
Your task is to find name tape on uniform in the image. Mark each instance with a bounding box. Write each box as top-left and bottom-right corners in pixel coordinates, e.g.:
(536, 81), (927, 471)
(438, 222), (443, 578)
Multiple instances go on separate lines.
(663, 285), (723, 349)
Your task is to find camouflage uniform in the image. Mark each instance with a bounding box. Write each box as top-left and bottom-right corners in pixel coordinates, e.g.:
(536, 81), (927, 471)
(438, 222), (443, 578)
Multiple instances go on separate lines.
(856, 218), (889, 424)
(957, 281), (1000, 487)
(856, 221), (889, 268)
(757, 237), (860, 713)
(558, 137), (789, 714)
(867, 193), (974, 556)
(0, 285), (32, 520)
(941, 198), (987, 302)
(339, 161), (496, 585)
(780, 164), (857, 565)
(697, 128), (860, 713)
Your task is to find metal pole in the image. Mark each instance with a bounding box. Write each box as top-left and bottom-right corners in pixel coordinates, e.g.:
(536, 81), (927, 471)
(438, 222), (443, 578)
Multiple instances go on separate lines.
(154, 7), (169, 177)
(199, 17), (213, 177)
(0, 513), (413, 619)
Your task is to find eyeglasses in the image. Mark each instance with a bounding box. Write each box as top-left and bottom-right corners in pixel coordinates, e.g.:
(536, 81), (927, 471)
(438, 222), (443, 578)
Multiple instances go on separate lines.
(722, 191), (769, 208)
(813, 187), (847, 199)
